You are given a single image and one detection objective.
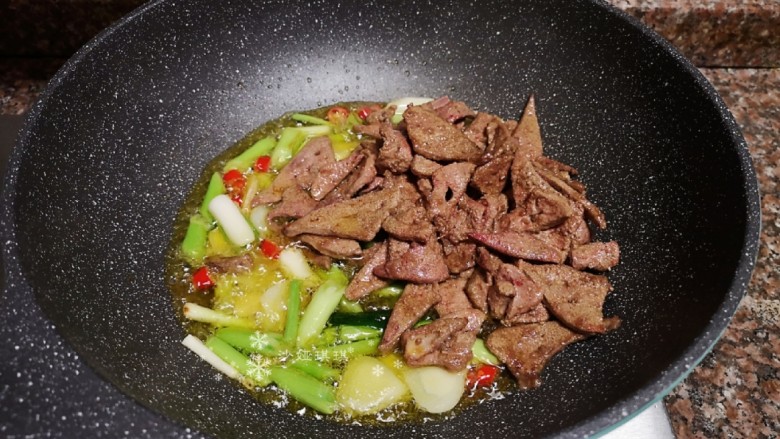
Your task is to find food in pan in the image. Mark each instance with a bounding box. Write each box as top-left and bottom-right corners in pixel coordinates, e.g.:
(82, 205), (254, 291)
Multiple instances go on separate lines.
(167, 95), (621, 421)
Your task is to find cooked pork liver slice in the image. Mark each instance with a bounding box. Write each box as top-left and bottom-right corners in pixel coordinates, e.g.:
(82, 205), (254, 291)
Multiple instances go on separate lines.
(344, 242), (389, 301)
(402, 307), (485, 371)
(252, 136), (334, 206)
(284, 182), (400, 241)
(298, 234), (362, 259)
(570, 241), (620, 271)
(373, 238), (450, 284)
(378, 283), (440, 353)
(529, 263), (621, 334)
(486, 321), (585, 389)
(404, 105), (482, 162)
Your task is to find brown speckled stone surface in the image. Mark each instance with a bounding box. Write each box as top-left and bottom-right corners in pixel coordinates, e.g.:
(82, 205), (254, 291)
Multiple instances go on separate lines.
(0, 1), (778, 438)
(618, 0), (780, 67)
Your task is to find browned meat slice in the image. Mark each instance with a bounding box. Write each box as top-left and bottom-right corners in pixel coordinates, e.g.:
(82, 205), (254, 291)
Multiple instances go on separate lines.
(425, 162), (476, 217)
(529, 263), (621, 334)
(471, 154), (513, 196)
(486, 321), (585, 389)
(475, 246), (502, 273)
(402, 308), (485, 371)
(433, 272), (474, 317)
(487, 287), (511, 320)
(284, 183), (400, 241)
(433, 100), (476, 123)
(377, 124), (413, 173)
(552, 203), (591, 245)
(404, 105), (482, 162)
(535, 155), (578, 178)
(320, 143), (378, 204)
(465, 268), (491, 312)
(379, 283), (440, 353)
(533, 163), (607, 229)
(534, 228), (573, 261)
(457, 193), (508, 235)
(353, 122), (381, 138)
(309, 148), (365, 200)
(470, 231), (567, 264)
(359, 175), (385, 194)
(252, 136), (334, 206)
(344, 242), (389, 301)
(495, 210), (539, 233)
(373, 238), (450, 284)
(366, 105), (395, 124)
(479, 258), (544, 324)
(511, 95), (543, 159)
(471, 123), (520, 195)
(502, 302), (550, 325)
(410, 154), (442, 177)
(510, 157), (574, 229)
(570, 241), (620, 271)
(492, 264), (543, 314)
(432, 202), (473, 244)
(462, 112), (494, 149)
(441, 239), (476, 274)
(206, 253), (253, 273)
(382, 204), (434, 243)
(298, 234), (362, 259)
(268, 185), (320, 221)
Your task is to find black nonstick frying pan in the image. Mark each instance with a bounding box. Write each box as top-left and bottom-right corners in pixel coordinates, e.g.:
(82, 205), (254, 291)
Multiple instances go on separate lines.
(1, 0), (760, 437)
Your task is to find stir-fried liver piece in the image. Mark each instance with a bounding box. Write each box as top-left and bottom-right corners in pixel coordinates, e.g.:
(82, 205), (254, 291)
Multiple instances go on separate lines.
(465, 267), (491, 313)
(206, 253), (253, 274)
(252, 136), (334, 206)
(284, 182), (400, 241)
(404, 105), (483, 162)
(320, 143), (378, 204)
(373, 238), (450, 284)
(309, 147), (366, 201)
(529, 263), (621, 334)
(410, 154), (442, 177)
(433, 272), (474, 317)
(402, 310), (485, 371)
(432, 98), (476, 123)
(249, 96), (622, 383)
(266, 185), (320, 220)
(486, 321), (585, 388)
(511, 95), (543, 159)
(377, 124), (413, 173)
(379, 284), (441, 353)
(344, 242), (389, 301)
(470, 230), (567, 264)
(570, 241), (620, 271)
(298, 234), (362, 259)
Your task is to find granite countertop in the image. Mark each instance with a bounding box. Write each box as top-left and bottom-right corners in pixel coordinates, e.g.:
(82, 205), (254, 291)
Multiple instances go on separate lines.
(1, 1), (778, 438)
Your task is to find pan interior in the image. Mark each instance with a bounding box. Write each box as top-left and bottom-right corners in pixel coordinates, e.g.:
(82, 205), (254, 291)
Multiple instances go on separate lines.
(5, 0), (757, 438)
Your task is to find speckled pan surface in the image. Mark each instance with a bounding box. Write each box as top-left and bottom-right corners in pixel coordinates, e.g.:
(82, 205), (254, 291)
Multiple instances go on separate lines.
(0, 0), (760, 438)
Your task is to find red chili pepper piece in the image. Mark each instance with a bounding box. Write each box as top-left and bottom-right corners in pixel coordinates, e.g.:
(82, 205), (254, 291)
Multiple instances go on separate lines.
(466, 364), (500, 388)
(230, 192), (243, 207)
(222, 169), (247, 205)
(253, 155), (271, 172)
(223, 169), (246, 190)
(260, 239), (281, 259)
(326, 106), (350, 122)
(192, 266), (214, 290)
(357, 105), (382, 120)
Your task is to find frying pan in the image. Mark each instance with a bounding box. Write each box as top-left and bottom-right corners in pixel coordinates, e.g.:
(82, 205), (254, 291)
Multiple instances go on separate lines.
(1, 0), (760, 437)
